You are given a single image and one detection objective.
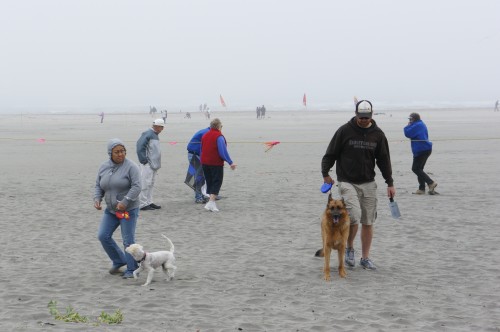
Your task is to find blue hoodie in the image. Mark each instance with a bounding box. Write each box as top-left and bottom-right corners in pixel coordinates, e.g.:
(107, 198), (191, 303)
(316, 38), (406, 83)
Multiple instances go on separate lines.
(94, 138), (141, 212)
(404, 120), (432, 157)
(187, 127), (210, 155)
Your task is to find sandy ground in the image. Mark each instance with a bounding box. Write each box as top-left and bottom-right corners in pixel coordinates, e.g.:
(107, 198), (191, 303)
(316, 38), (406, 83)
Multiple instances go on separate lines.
(0, 108), (499, 331)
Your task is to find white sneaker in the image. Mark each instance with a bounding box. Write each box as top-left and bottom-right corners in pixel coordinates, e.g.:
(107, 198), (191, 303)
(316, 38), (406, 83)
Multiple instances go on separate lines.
(211, 203), (219, 212)
(204, 201), (213, 211)
(204, 201), (219, 212)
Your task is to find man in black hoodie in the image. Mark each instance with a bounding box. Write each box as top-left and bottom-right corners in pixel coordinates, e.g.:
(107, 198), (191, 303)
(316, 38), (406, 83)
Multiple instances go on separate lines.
(321, 100), (396, 271)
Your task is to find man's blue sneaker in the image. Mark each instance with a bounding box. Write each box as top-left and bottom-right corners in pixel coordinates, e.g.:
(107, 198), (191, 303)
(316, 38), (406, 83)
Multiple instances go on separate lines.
(360, 258), (377, 270)
(345, 247), (355, 267)
(122, 272), (135, 279)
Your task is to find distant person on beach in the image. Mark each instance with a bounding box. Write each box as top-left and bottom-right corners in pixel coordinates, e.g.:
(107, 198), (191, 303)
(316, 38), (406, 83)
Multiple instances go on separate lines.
(94, 138), (141, 279)
(136, 119), (165, 211)
(261, 105), (266, 118)
(404, 113), (438, 195)
(201, 118), (237, 212)
(162, 110), (167, 123)
(99, 112), (104, 123)
(149, 106), (158, 116)
(187, 126), (210, 203)
(185, 112), (191, 119)
(321, 100), (395, 271)
(256, 106), (261, 119)
(495, 100), (499, 112)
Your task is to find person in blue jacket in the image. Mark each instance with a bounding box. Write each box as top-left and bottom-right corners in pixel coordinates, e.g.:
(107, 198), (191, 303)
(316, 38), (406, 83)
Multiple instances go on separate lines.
(186, 126), (210, 203)
(404, 113), (438, 195)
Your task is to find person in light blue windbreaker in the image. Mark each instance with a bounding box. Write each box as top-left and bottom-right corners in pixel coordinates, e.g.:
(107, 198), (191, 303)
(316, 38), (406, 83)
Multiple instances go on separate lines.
(136, 119), (165, 210)
(94, 138), (141, 278)
(404, 113), (438, 195)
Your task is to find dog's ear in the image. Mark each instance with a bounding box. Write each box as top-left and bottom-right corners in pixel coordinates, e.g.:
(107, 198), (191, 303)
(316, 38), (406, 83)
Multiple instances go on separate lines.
(126, 244), (139, 255)
(327, 193), (332, 206)
(341, 197), (345, 206)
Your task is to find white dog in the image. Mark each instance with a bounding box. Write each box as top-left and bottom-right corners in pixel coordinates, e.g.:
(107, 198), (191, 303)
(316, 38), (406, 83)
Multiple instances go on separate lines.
(125, 234), (176, 286)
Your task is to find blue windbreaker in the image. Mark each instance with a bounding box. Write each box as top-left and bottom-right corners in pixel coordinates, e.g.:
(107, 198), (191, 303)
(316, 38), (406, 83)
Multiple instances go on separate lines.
(404, 120), (432, 157)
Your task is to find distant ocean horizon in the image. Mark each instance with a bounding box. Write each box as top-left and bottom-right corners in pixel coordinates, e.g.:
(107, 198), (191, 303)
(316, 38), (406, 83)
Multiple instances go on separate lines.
(0, 100), (495, 114)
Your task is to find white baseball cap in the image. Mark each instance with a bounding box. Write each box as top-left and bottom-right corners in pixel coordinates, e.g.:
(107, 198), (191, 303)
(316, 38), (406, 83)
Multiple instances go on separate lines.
(355, 100), (373, 118)
(153, 119), (165, 127)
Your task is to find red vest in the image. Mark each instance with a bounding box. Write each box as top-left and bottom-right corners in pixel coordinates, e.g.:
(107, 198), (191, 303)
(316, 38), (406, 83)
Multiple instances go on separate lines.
(201, 129), (225, 166)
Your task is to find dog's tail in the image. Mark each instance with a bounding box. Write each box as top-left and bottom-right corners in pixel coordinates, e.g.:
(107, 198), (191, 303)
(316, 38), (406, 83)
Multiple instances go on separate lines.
(161, 234), (174, 253)
(314, 248), (324, 257)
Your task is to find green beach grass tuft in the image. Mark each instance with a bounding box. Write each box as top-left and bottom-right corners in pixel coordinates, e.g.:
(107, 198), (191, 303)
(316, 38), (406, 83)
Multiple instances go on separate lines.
(48, 300), (123, 325)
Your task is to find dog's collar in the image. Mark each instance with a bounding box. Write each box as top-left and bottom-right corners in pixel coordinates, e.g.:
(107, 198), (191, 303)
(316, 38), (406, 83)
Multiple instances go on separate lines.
(136, 252), (147, 263)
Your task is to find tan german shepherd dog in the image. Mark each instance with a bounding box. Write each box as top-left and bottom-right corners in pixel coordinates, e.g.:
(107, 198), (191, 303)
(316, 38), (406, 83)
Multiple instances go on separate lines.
(315, 194), (350, 281)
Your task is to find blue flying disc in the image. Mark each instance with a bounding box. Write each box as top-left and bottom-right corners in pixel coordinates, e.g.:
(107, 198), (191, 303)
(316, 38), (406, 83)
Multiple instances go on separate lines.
(320, 182), (333, 193)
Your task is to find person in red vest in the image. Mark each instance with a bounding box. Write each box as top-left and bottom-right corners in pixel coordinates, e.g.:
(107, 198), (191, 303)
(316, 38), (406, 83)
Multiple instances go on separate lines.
(200, 118), (237, 212)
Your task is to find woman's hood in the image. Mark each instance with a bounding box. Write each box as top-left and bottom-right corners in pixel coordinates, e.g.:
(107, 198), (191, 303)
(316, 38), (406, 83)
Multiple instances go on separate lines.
(107, 138), (125, 157)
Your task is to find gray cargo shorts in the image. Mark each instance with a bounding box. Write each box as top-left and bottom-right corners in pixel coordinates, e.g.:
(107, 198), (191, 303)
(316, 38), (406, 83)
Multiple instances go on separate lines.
(338, 181), (378, 226)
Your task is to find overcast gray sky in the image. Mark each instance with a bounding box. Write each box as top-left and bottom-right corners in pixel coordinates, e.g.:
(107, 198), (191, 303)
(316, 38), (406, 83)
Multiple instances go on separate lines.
(1, 0), (499, 111)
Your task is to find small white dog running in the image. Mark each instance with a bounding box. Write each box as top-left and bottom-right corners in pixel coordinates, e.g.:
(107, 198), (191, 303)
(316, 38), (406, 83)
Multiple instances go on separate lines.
(125, 234), (176, 286)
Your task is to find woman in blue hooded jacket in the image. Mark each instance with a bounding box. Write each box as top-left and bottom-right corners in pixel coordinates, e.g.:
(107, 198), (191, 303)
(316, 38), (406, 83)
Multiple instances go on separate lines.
(404, 113), (438, 195)
(94, 138), (141, 278)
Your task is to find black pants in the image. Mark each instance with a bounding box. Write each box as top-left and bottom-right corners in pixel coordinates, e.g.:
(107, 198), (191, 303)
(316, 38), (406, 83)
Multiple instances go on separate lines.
(202, 165), (224, 196)
(412, 150), (433, 190)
